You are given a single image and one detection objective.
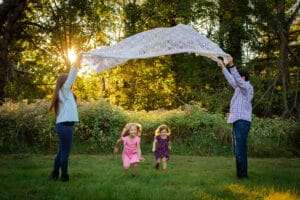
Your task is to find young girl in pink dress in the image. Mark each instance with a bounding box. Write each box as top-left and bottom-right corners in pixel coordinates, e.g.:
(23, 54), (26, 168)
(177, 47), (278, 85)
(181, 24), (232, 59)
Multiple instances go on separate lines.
(114, 123), (143, 176)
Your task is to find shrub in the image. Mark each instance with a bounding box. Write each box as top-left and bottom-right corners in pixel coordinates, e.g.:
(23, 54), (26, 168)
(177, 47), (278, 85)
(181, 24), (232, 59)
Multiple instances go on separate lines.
(0, 100), (297, 157)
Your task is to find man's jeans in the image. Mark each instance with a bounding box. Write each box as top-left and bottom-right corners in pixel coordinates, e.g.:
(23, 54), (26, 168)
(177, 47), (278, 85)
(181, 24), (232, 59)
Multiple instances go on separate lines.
(232, 119), (251, 177)
(53, 123), (73, 176)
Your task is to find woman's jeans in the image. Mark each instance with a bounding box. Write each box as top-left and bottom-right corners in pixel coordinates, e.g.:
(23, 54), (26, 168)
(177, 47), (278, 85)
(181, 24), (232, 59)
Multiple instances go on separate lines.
(232, 120), (251, 177)
(53, 122), (74, 176)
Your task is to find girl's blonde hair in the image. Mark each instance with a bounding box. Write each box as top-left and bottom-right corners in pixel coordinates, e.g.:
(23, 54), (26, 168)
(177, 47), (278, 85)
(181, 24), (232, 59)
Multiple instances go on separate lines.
(121, 123), (142, 137)
(155, 124), (171, 136)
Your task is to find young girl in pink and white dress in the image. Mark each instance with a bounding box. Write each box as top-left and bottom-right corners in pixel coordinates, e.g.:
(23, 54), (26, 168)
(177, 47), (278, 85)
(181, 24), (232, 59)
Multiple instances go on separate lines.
(114, 123), (143, 176)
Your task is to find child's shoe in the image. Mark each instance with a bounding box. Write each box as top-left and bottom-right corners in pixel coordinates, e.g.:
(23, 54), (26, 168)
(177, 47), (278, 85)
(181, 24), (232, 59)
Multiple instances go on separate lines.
(155, 163), (159, 170)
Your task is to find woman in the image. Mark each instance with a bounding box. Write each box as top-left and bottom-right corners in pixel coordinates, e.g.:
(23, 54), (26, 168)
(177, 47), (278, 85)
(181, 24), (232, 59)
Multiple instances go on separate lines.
(49, 55), (81, 182)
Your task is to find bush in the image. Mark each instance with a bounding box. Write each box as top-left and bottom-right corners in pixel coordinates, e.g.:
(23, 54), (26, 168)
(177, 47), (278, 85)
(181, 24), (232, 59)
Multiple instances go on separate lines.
(127, 106), (232, 156)
(76, 100), (127, 153)
(0, 100), (298, 157)
(248, 117), (298, 157)
(0, 100), (55, 153)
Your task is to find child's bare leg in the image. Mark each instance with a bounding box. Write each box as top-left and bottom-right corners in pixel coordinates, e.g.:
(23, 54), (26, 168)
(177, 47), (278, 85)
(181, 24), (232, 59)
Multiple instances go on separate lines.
(131, 163), (139, 176)
(162, 157), (167, 170)
(123, 166), (130, 176)
(155, 158), (161, 169)
(140, 156), (145, 161)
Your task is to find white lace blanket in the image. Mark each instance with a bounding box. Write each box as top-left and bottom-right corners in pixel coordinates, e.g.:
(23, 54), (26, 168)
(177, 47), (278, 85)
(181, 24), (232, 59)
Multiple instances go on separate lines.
(83, 24), (228, 73)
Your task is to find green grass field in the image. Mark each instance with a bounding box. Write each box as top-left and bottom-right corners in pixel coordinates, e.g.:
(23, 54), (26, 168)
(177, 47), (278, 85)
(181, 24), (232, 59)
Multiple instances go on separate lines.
(0, 155), (299, 200)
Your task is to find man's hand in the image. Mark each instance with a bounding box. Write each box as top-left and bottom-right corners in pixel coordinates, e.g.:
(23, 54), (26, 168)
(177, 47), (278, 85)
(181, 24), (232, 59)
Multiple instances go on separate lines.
(217, 60), (226, 70)
(224, 55), (234, 67)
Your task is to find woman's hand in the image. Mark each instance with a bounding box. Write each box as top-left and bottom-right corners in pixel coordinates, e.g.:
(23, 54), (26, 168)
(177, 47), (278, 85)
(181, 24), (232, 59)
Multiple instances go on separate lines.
(74, 54), (82, 69)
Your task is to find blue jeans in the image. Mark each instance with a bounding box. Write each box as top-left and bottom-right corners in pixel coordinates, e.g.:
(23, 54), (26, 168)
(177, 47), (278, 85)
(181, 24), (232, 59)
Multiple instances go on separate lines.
(232, 120), (251, 177)
(53, 123), (73, 176)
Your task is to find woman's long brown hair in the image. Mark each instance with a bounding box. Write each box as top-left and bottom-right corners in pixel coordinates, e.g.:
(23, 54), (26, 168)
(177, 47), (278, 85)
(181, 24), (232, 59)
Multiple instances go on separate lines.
(49, 74), (68, 116)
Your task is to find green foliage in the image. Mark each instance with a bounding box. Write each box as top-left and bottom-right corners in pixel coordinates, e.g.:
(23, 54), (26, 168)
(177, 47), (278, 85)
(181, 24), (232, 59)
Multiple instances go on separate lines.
(76, 100), (127, 153)
(3, 0), (115, 100)
(0, 100), (55, 153)
(96, 59), (178, 111)
(0, 100), (298, 157)
(1, 0), (299, 120)
(218, 0), (253, 63)
(249, 117), (298, 157)
(127, 104), (232, 156)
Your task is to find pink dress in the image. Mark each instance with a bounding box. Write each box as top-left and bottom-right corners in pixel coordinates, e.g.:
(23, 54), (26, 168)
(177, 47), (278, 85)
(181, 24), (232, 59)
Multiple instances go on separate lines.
(122, 136), (140, 168)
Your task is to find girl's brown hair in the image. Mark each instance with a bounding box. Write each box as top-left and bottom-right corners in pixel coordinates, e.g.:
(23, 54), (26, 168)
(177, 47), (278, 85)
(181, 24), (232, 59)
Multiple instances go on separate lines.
(49, 74), (67, 116)
(49, 74), (77, 116)
(155, 124), (171, 136)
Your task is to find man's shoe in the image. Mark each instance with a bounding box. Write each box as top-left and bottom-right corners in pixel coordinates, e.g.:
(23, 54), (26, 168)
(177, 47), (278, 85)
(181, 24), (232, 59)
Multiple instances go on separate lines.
(49, 171), (59, 181)
(61, 174), (69, 182)
(237, 175), (249, 179)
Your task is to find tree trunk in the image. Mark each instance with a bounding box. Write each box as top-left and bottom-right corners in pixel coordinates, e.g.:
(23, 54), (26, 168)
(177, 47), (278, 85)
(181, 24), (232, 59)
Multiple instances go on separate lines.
(279, 34), (290, 117)
(0, 0), (28, 102)
(277, 0), (291, 117)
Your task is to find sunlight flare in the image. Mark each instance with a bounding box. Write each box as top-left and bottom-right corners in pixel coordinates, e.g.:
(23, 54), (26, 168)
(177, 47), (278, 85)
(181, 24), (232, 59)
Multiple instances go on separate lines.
(67, 48), (77, 64)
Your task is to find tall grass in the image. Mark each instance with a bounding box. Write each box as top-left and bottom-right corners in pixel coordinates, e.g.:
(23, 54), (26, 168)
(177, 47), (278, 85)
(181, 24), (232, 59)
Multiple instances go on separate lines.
(0, 100), (298, 157)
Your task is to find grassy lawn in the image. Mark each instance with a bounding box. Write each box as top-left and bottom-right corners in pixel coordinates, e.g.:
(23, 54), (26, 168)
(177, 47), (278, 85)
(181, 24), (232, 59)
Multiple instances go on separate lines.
(0, 155), (299, 200)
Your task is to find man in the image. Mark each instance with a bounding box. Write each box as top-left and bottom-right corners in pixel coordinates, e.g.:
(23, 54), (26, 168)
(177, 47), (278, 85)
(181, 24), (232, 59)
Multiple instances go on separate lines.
(218, 56), (253, 178)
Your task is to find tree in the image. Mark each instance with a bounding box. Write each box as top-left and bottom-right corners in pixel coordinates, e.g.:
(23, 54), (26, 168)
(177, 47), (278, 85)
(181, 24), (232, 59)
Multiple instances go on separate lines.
(1, 0), (116, 101)
(218, 0), (253, 64)
(250, 0), (300, 118)
(0, 0), (28, 102)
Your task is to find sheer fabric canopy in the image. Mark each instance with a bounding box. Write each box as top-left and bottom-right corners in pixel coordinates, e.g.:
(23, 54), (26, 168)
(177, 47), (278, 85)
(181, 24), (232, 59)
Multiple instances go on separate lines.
(83, 24), (228, 73)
